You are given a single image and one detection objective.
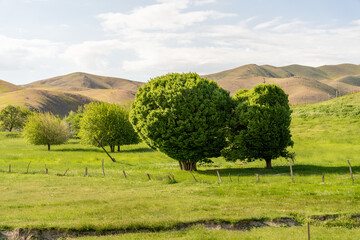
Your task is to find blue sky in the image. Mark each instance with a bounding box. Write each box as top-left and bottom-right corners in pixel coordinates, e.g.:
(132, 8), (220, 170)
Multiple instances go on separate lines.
(1, 0), (360, 84)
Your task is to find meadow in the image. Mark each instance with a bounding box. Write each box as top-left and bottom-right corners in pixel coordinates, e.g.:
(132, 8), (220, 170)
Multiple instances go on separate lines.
(0, 93), (359, 239)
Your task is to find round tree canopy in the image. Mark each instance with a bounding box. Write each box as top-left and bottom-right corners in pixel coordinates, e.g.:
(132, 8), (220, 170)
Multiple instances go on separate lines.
(130, 72), (232, 169)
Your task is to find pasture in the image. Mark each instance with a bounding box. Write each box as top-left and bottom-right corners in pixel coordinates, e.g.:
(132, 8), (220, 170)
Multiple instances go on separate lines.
(0, 96), (360, 239)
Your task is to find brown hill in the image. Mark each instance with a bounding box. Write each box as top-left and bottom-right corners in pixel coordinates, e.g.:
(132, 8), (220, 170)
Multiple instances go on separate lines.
(25, 72), (144, 91)
(204, 64), (360, 105)
(0, 89), (96, 116)
(0, 80), (23, 94)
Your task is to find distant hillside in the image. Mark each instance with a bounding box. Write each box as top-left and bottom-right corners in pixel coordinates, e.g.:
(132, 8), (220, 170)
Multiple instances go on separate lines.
(23, 72), (144, 107)
(204, 63), (360, 105)
(292, 92), (360, 118)
(318, 64), (360, 79)
(25, 72), (144, 91)
(0, 80), (23, 94)
(0, 89), (96, 117)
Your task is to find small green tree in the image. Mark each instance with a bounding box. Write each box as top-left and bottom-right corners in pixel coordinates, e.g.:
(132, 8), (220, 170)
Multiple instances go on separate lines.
(23, 112), (70, 150)
(79, 102), (140, 152)
(222, 84), (294, 169)
(0, 105), (30, 132)
(64, 108), (83, 138)
(130, 72), (233, 171)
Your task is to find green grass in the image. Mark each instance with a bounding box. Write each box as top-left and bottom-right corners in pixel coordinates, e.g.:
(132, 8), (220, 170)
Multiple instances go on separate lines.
(1, 93), (360, 238)
(292, 92), (360, 118)
(73, 225), (360, 240)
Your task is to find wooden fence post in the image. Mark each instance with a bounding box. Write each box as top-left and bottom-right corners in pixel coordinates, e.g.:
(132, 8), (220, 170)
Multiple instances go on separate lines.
(102, 159), (105, 177)
(190, 172), (198, 182)
(147, 173), (151, 180)
(289, 158), (294, 183)
(216, 170), (222, 183)
(347, 160), (354, 183)
(9, 164), (11, 173)
(229, 173), (232, 182)
(237, 175), (240, 184)
(85, 167), (88, 177)
(63, 168), (69, 176)
(123, 170), (127, 179)
(322, 174), (324, 183)
(27, 161), (31, 174)
(307, 222), (310, 240)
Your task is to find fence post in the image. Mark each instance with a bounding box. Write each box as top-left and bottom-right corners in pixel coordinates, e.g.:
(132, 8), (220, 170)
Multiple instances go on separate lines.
(102, 159), (105, 177)
(63, 168), (69, 176)
(256, 174), (260, 182)
(307, 222), (310, 240)
(9, 164), (11, 173)
(289, 158), (294, 183)
(347, 160), (354, 183)
(123, 170), (127, 179)
(85, 167), (88, 177)
(190, 172), (198, 182)
(27, 161), (31, 174)
(216, 170), (222, 183)
(147, 173), (151, 180)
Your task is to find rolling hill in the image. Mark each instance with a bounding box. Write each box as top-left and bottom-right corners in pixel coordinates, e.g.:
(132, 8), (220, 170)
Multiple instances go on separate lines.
(25, 72), (143, 91)
(204, 63), (360, 104)
(0, 80), (23, 94)
(0, 88), (96, 117)
(1, 64), (360, 116)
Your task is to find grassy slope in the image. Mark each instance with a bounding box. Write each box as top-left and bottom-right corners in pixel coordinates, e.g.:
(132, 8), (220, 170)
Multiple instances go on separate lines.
(0, 88), (96, 116)
(292, 92), (360, 118)
(0, 80), (23, 94)
(25, 72), (144, 91)
(205, 64), (360, 105)
(318, 64), (360, 79)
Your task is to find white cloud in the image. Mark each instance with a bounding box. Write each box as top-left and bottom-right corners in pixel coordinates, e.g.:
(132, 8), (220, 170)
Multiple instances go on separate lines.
(97, 0), (234, 33)
(0, 35), (60, 71)
(254, 17), (282, 30)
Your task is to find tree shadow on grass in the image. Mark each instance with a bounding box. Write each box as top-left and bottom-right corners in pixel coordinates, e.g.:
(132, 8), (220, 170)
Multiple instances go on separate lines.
(52, 148), (103, 153)
(119, 148), (154, 153)
(197, 164), (360, 176)
(51, 147), (154, 153)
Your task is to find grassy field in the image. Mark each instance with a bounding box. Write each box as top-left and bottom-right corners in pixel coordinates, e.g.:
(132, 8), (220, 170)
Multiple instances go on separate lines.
(0, 94), (360, 239)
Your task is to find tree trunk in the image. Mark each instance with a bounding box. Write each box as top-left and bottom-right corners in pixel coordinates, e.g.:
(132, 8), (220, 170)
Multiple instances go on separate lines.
(110, 145), (115, 152)
(265, 158), (272, 169)
(179, 161), (197, 171)
(48, 144), (50, 151)
(118, 145), (120, 152)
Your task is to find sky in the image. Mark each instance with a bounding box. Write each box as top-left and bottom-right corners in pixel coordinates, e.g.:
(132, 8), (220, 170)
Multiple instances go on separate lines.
(1, 0), (360, 85)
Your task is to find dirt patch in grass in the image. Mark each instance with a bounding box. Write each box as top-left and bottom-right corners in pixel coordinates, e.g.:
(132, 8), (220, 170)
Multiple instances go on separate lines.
(0, 217), (301, 240)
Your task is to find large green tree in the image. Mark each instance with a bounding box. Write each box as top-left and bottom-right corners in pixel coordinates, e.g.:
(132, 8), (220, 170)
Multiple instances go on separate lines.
(23, 112), (70, 150)
(222, 84), (294, 169)
(130, 72), (233, 171)
(0, 105), (30, 132)
(79, 102), (139, 152)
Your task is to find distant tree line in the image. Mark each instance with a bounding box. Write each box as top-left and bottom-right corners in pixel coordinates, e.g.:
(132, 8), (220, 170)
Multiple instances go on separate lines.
(0, 103), (139, 152)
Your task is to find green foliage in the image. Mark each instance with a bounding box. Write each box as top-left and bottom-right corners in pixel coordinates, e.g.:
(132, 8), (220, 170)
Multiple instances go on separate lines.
(23, 112), (70, 150)
(0, 105), (31, 132)
(64, 108), (83, 138)
(222, 84), (294, 168)
(129, 72), (232, 170)
(79, 102), (140, 152)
